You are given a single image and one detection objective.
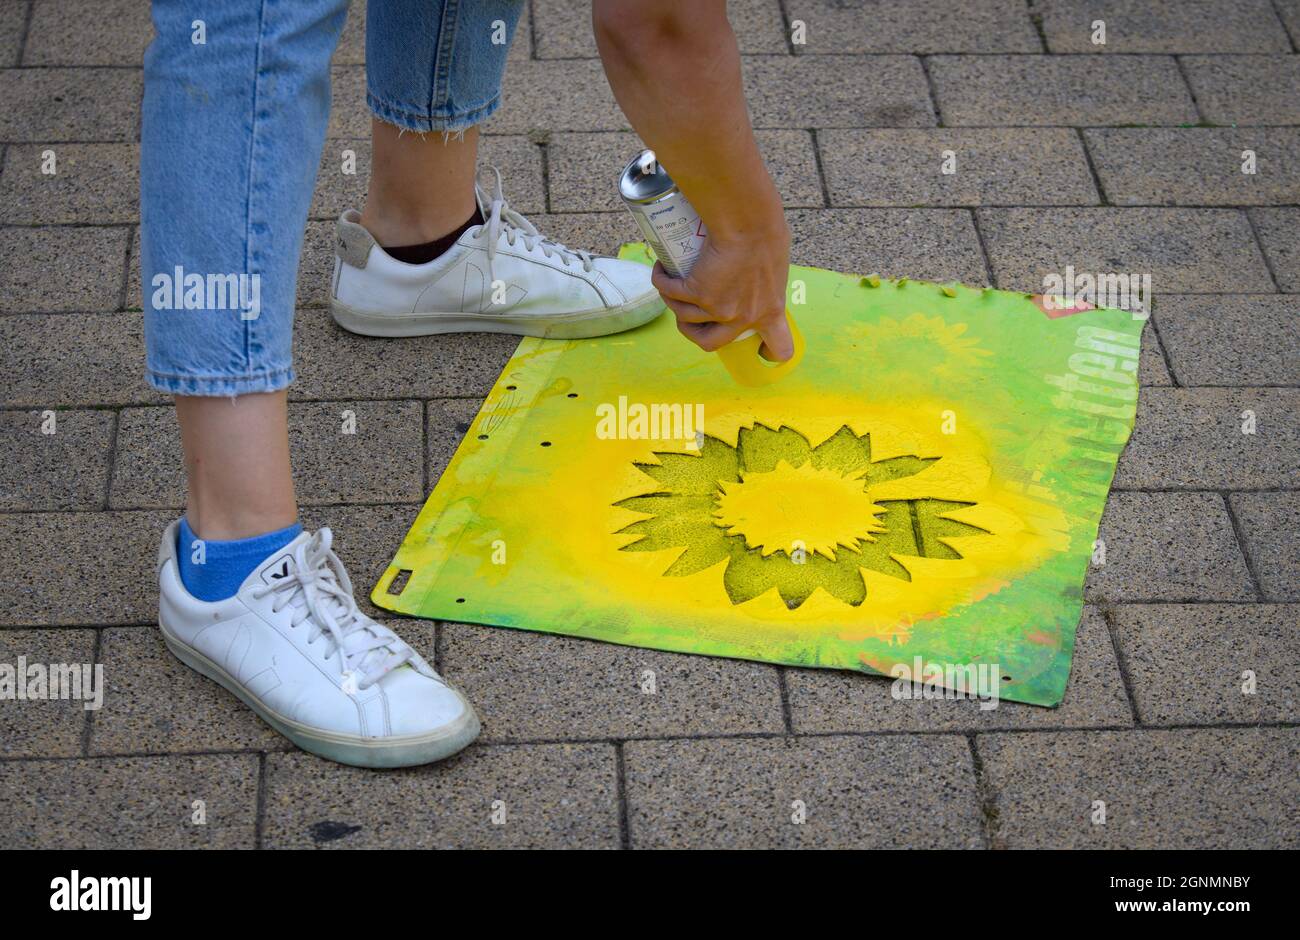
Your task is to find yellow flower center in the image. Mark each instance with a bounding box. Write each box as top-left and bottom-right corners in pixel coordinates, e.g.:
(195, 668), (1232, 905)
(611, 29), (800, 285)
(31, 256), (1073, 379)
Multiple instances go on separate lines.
(712, 460), (884, 560)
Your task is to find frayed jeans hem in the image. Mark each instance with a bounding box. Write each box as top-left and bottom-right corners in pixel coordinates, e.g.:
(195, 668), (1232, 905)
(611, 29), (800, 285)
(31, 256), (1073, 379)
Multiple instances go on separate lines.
(366, 90), (502, 137)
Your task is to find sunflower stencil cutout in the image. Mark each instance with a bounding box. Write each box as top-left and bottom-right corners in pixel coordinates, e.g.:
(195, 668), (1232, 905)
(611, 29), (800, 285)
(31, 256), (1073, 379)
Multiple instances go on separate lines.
(613, 424), (989, 609)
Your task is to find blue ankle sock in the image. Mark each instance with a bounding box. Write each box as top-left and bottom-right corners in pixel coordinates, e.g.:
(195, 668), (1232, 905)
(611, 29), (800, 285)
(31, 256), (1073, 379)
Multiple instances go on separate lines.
(176, 517), (303, 602)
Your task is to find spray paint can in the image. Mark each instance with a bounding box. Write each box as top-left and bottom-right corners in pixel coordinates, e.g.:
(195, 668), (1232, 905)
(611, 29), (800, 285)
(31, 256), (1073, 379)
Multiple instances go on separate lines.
(617, 149), (804, 386)
(617, 149), (706, 279)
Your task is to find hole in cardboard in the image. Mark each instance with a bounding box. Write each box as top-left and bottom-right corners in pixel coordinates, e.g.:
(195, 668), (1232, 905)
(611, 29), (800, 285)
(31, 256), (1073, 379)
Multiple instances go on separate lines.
(387, 569), (413, 595)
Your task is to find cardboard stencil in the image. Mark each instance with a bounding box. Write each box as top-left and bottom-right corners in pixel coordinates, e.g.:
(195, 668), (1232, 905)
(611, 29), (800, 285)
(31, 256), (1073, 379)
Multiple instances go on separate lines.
(373, 245), (1143, 706)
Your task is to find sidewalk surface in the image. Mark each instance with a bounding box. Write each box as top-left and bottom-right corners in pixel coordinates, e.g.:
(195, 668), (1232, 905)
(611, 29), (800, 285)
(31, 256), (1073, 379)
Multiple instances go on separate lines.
(0, 0), (1297, 849)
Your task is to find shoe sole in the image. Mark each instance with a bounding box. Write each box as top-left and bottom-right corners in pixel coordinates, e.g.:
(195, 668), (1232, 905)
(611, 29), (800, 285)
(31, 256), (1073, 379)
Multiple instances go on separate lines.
(330, 291), (666, 340)
(159, 622), (480, 769)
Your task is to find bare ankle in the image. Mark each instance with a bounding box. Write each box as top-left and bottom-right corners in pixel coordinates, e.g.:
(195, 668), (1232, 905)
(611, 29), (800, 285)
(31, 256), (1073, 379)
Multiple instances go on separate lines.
(186, 507), (298, 542)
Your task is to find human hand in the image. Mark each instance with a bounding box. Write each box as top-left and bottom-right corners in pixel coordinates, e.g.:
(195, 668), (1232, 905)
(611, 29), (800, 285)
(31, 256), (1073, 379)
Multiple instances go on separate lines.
(651, 222), (795, 362)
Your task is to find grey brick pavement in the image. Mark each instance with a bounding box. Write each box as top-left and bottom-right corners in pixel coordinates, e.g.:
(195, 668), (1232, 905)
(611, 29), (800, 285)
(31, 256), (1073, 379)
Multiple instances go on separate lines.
(0, 0), (1296, 850)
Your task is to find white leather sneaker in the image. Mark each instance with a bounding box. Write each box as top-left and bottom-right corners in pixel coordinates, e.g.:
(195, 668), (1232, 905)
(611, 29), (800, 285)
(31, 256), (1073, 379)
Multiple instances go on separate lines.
(157, 522), (479, 768)
(330, 168), (665, 339)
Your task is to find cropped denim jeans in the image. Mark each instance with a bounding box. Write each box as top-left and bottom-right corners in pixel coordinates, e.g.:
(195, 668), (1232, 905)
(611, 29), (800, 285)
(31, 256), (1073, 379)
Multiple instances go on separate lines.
(141, 0), (525, 396)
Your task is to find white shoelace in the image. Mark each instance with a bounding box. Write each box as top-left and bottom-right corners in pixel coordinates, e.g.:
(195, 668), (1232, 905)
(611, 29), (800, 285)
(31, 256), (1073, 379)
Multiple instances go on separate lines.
(249, 528), (413, 690)
(477, 165), (594, 284)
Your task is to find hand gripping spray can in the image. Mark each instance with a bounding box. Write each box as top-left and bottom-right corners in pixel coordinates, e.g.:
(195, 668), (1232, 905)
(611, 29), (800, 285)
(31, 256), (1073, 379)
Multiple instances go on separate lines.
(617, 149), (804, 386)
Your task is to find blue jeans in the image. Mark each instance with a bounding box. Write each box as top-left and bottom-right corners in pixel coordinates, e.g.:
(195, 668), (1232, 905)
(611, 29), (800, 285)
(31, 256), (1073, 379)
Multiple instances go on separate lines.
(141, 0), (525, 396)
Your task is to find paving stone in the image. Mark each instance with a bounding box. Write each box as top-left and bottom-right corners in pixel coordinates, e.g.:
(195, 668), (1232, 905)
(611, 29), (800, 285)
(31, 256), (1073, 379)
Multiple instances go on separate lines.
(0, 225), (128, 313)
(978, 728), (1299, 848)
(262, 743), (621, 848)
(1084, 492), (1255, 601)
(624, 734), (983, 849)
(89, 626), (287, 755)
(548, 129), (824, 212)
(742, 55), (935, 128)
(311, 140), (371, 221)
(534, 0), (788, 57)
(787, 208), (989, 285)
(929, 55), (1197, 126)
(1038, 0), (1291, 53)
(485, 59), (626, 134)
(1250, 207), (1300, 291)
(439, 621), (785, 741)
(712, 0), (791, 54)
(125, 223), (140, 307)
(297, 503), (422, 620)
(1085, 128), (1300, 206)
(0, 67), (141, 141)
(478, 136), (548, 214)
(1229, 491), (1300, 601)
(109, 400), (425, 509)
(311, 134), (543, 220)
(296, 220), (338, 307)
(788, 0), (1039, 53)
(1280, 0), (1300, 46)
(1110, 604), (1300, 725)
(819, 128), (1098, 207)
(1154, 294), (1300, 385)
(1115, 388), (1300, 489)
(977, 207), (1274, 293)
(426, 398), (482, 484)
(0, 2), (25, 67)
(507, 9), (531, 66)
(785, 607), (1133, 732)
(0, 143), (139, 224)
(23, 0), (153, 65)
(0, 408), (112, 511)
(1182, 55), (1300, 126)
(0, 753), (259, 848)
(292, 306), (519, 400)
(89, 620), (435, 756)
(0, 312), (160, 407)
(0, 627), (97, 758)
(334, 0), (365, 65)
(0, 509), (171, 626)
(1138, 318), (1172, 385)
(325, 66), (370, 138)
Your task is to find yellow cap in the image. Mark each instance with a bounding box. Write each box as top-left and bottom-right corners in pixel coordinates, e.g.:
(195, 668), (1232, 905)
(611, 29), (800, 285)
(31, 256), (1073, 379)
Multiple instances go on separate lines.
(714, 309), (805, 387)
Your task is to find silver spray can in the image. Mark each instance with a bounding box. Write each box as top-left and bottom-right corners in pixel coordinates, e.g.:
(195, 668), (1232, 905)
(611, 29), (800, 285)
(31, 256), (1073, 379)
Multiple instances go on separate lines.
(617, 149), (707, 278)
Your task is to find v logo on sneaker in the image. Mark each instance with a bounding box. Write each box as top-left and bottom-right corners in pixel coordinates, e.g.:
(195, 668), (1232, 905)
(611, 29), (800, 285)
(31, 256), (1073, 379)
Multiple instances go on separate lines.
(460, 260), (528, 314)
(260, 555), (293, 585)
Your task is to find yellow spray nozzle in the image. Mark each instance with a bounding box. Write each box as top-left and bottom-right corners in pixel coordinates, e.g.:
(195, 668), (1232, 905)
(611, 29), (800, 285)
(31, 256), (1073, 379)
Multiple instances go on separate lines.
(715, 309), (805, 387)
